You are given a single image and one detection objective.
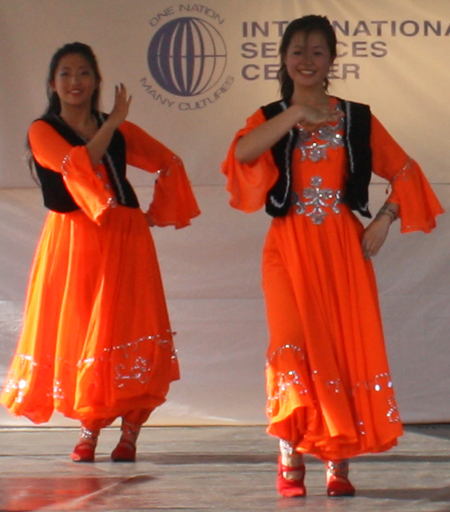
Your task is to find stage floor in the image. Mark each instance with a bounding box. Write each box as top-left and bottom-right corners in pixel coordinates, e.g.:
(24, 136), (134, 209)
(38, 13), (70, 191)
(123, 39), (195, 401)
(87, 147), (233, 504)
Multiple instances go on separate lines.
(0, 425), (449, 511)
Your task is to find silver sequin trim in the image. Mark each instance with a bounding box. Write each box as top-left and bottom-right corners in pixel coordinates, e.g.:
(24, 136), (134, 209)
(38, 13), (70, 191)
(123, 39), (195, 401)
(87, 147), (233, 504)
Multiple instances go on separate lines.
(115, 357), (152, 388)
(292, 176), (342, 225)
(327, 459), (349, 477)
(266, 346), (401, 426)
(279, 439), (296, 455)
(80, 426), (99, 440)
(267, 343), (305, 364)
(157, 154), (182, 177)
(3, 331), (177, 403)
(296, 105), (344, 162)
(386, 157), (414, 194)
(61, 154), (70, 175)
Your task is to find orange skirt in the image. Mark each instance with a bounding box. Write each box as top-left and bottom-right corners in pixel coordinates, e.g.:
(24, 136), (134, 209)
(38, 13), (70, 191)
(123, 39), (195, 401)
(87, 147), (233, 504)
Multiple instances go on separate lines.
(263, 207), (403, 461)
(0, 206), (179, 424)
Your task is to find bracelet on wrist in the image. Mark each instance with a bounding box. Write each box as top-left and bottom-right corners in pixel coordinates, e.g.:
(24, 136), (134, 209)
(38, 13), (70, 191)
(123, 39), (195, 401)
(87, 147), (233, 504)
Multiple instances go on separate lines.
(376, 204), (398, 223)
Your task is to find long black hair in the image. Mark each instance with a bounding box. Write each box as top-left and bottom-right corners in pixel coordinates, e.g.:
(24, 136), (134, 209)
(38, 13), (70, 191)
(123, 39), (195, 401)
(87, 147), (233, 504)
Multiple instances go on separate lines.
(277, 15), (337, 101)
(44, 42), (102, 116)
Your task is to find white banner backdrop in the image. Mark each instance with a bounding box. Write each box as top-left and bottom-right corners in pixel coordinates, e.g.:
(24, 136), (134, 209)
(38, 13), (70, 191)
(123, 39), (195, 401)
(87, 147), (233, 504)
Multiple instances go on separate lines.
(0, 0), (449, 426)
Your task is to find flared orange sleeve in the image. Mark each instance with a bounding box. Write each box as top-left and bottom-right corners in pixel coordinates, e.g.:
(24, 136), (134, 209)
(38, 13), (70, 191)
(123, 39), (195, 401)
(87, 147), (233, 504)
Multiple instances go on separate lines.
(28, 121), (116, 224)
(221, 109), (278, 213)
(371, 115), (444, 233)
(119, 120), (200, 229)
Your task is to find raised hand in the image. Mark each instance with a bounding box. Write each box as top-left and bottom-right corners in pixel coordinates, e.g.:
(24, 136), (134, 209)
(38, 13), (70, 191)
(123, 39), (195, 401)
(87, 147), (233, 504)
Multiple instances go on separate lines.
(108, 83), (132, 128)
(296, 104), (343, 132)
(86, 84), (132, 166)
(235, 101), (343, 164)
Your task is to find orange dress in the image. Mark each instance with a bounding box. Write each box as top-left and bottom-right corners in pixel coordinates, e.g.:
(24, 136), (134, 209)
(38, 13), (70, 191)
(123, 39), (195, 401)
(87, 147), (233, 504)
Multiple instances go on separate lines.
(222, 102), (443, 461)
(0, 119), (200, 426)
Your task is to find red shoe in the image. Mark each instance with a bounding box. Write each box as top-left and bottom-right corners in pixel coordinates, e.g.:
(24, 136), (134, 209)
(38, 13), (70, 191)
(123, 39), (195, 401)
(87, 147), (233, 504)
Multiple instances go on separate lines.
(70, 426), (98, 463)
(277, 456), (306, 497)
(326, 460), (355, 497)
(70, 441), (96, 463)
(111, 440), (136, 462)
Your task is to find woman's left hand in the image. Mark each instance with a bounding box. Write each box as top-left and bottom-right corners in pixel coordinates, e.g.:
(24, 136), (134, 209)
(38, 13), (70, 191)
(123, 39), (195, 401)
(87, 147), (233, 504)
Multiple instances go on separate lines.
(108, 83), (132, 129)
(361, 215), (391, 260)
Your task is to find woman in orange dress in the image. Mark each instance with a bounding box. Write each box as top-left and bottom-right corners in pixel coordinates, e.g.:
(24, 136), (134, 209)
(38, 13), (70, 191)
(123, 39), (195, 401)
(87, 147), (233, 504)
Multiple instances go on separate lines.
(0, 42), (200, 462)
(222, 16), (443, 497)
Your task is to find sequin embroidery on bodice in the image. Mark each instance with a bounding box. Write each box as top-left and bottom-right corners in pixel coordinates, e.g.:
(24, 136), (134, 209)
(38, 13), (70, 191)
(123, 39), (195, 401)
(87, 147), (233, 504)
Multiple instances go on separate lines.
(296, 104), (345, 162)
(290, 102), (346, 224)
(292, 176), (342, 225)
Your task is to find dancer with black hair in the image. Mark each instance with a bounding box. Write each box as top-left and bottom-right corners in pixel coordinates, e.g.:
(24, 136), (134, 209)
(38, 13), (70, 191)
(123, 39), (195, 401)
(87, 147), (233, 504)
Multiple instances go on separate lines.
(222, 15), (442, 497)
(1, 42), (200, 463)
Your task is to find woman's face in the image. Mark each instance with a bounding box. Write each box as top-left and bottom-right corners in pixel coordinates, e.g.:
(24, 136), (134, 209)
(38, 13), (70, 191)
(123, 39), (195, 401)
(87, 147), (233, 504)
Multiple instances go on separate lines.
(50, 53), (98, 109)
(284, 30), (333, 91)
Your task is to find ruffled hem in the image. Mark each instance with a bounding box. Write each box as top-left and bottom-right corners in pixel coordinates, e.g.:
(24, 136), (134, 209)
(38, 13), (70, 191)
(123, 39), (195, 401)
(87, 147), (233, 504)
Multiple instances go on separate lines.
(267, 410), (401, 461)
(1, 345), (179, 424)
(0, 207), (179, 425)
(265, 348), (403, 460)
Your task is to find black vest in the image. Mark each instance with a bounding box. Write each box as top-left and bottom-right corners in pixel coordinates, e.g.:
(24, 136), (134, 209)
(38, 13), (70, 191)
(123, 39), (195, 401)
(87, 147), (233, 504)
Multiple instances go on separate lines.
(31, 113), (139, 213)
(262, 98), (373, 218)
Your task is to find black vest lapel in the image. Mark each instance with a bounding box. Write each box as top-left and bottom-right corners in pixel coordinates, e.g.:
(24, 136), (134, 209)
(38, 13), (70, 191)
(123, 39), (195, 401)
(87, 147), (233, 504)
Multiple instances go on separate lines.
(31, 113), (139, 213)
(262, 101), (298, 217)
(340, 100), (372, 218)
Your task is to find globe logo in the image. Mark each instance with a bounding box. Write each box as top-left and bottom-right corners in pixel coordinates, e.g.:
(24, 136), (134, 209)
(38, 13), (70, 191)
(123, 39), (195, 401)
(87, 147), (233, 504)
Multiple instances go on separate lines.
(148, 17), (227, 97)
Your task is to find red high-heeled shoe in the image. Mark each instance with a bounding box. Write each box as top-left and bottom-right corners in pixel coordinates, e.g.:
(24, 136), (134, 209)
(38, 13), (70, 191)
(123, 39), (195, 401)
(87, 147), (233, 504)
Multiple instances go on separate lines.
(111, 439), (136, 462)
(326, 460), (355, 497)
(277, 456), (306, 497)
(111, 420), (140, 462)
(70, 441), (96, 462)
(70, 427), (98, 463)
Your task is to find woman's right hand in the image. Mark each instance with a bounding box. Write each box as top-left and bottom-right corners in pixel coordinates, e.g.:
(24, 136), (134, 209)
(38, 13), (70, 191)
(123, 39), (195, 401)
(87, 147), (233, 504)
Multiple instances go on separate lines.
(235, 102), (342, 164)
(108, 83), (132, 128)
(294, 104), (343, 132)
